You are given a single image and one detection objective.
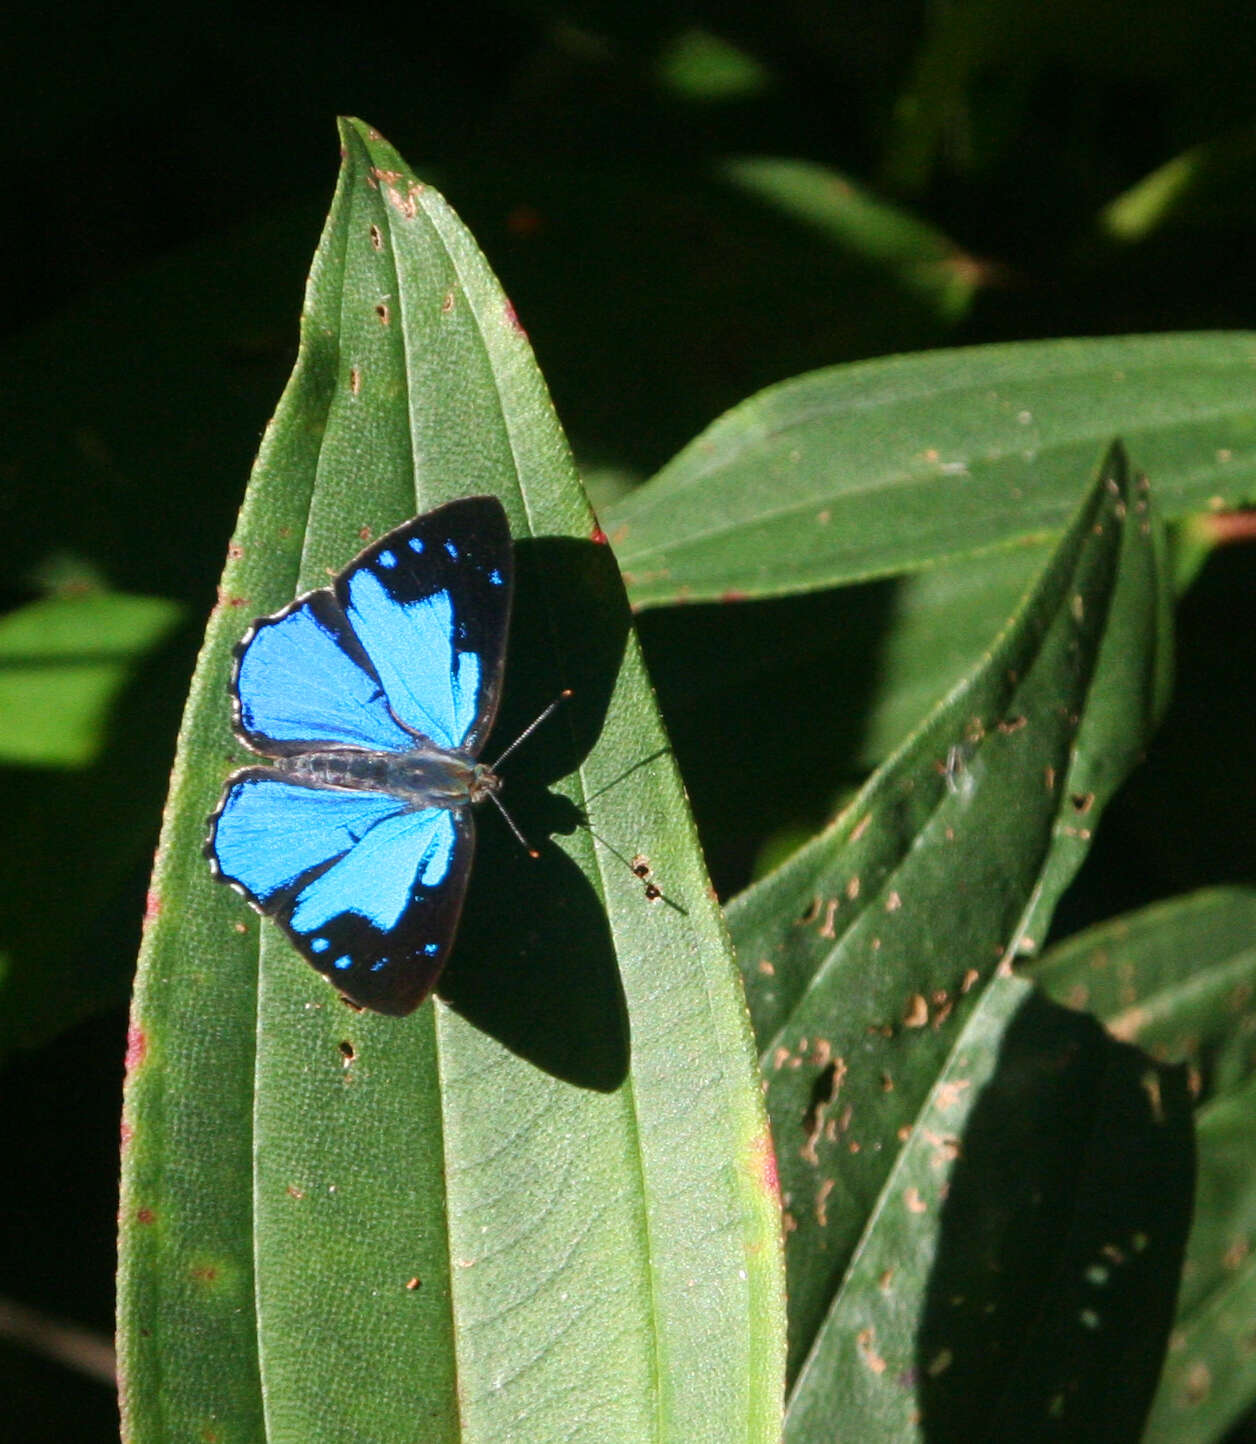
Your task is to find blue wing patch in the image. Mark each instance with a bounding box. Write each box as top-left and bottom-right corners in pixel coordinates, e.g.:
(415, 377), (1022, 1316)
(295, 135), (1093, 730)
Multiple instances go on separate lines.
(343, 576), (480, 750)
(233, 593), (414, 755)
(210, 772), (410, 906)
(205, 496), (513, 1015)
(332, 501), (511, 757)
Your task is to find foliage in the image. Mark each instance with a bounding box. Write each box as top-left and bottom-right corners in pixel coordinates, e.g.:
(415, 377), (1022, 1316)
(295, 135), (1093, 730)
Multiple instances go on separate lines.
(5, 5), (1256, 1440)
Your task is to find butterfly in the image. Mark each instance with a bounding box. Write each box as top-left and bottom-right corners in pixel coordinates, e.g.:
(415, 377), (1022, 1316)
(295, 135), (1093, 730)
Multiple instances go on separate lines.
(205, 496), (514, 1015)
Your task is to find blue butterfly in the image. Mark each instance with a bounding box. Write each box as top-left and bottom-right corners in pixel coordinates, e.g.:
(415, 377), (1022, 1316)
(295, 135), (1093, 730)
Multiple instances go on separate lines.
(206, 496), (513, 1015)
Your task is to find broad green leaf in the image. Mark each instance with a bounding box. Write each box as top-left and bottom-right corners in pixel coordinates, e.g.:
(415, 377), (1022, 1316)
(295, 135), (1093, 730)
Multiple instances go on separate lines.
(606, 332), (1256, 607)
(1144, 1076), (1256, 1444)
(783, 975), (1193, 1442)
(1035, 887), (1256, 1103)
(1034, 889), (1256, 1442)
(0, 590), (181, 768)
(0, 588), (188, 1051)
(117, 119), (784, 1443)
(725, 441), (1170, 1388)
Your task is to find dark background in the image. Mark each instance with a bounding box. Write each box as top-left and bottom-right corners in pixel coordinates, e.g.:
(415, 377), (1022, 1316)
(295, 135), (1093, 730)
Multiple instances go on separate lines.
(3, 2), (1255, 1436)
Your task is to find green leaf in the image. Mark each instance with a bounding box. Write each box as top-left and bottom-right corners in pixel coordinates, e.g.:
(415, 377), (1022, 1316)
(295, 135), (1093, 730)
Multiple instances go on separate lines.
(1035, 886), (1256, 1103)
(783, 976), (1193, 1442)
(117, 119), (784, 1443)
(606, 333), (1256, 607)
(1034, 889), (1256, 1442)
(0, 590), (181, 768)
(1144, 1075), (1256, 1444)
(0, 588), (188, 1051)
(724, 441), (1170, 1389)
(714, 158), (981, 322)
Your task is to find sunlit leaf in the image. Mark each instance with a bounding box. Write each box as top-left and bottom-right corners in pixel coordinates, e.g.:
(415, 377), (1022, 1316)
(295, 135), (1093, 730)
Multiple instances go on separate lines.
(726, 442), (1172, 1396)
(607, 333), (1256, 607)
(117, 119), (784, 1443)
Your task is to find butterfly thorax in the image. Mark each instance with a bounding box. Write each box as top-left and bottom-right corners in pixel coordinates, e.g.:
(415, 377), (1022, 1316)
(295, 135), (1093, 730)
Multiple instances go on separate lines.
(282, 743), (501, 809)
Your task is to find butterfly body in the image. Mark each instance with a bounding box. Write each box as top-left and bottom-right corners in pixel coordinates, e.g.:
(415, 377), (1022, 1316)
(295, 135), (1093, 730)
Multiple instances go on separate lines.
(281, 742), (500, 809)
(205, 496), (513, 1015)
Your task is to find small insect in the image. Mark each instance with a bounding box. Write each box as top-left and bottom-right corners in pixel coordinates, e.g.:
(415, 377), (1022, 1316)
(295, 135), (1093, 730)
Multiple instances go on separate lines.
(206, 496), (545, 1015)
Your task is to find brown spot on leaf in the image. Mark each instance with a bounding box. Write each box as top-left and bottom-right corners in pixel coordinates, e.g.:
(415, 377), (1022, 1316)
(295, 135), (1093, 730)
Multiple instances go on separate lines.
(801, 1058), (847, 1164)
(934, 1080), (971, 1111)
(819, 899), (839, 938)
(856, 1328), (887, 1374)
(1185, 1361), (1212, 1403)
(904, 1187), (927, 1214)
(815, 1177), (835, 1227)
(1141, 1070), (1165, 1123)
(903, 994), (929, 1028)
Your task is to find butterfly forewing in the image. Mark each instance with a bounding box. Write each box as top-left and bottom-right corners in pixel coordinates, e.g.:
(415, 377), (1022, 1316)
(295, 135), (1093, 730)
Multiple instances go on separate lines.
(334, 499), (512, 755)
(206, 496), (513, 1014)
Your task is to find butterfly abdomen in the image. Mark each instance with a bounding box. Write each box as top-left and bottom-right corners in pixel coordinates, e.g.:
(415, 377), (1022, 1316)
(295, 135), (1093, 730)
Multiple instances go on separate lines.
(282, 744), (499, 810)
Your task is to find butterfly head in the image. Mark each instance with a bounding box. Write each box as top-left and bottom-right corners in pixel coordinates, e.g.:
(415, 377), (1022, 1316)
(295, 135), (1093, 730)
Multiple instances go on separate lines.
(467, 760), (502, 805)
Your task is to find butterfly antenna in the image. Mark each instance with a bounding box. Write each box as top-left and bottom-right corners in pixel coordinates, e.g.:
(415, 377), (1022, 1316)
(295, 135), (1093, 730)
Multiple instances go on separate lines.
(486, 789), (540, 859)
(489, 689), (572, 771)
(485, 689), (572, 860)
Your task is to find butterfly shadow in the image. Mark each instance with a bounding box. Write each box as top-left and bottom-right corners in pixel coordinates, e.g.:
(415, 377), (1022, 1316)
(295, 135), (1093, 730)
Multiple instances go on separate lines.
(437, 534), (632, 1093)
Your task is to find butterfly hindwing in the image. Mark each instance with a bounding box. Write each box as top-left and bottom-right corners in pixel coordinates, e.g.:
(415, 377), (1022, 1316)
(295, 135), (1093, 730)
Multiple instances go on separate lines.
(279, 803), (474, 1017)
(209, 769), (411, 906)
(208, 770), (475, 1016)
